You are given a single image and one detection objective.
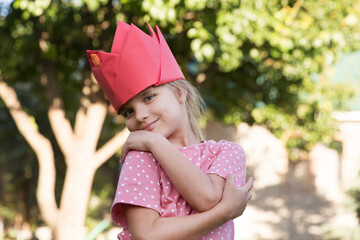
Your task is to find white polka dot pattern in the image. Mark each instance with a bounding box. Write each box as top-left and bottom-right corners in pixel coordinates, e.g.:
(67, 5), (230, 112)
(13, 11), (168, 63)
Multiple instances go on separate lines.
(111, 140), (246, 240)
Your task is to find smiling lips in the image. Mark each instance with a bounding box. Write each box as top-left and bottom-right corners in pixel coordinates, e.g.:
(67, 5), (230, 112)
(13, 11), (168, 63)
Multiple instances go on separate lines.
(142, 119), (159, 131)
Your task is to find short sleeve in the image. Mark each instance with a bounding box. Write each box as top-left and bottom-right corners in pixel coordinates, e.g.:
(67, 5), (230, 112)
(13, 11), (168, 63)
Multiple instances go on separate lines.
(111, 150), (162, 226)
(206, 141), (246, 187)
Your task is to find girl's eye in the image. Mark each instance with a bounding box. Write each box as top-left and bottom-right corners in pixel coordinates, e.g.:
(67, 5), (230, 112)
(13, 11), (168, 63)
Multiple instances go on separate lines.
(144, 94), (154, 102)
(123, 109), (133, 118)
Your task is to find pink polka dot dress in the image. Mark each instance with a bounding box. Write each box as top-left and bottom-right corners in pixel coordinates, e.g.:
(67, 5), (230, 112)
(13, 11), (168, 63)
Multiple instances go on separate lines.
(111, 140), (246, 240)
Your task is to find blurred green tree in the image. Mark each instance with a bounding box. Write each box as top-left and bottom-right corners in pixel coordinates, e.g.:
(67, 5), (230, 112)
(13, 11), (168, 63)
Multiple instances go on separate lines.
(0, 0), (130, 239)
(178, 0), (359, 159)
(0, 0), (359, 239)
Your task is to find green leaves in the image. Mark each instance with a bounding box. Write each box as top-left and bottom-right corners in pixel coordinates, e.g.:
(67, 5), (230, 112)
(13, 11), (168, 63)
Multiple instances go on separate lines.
(2, 0), (360, 164)
(186, 0), (360, 155)
(13, 0), (51, 18)
(84, 0), (108, 12)
(142, 0), (180, 25)
(185, 0), (207, 11)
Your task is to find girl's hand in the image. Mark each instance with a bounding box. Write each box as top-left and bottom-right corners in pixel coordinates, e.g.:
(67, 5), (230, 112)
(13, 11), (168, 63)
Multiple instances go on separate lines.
(120, 130), (164, 163)
(218, 174), (253, 221)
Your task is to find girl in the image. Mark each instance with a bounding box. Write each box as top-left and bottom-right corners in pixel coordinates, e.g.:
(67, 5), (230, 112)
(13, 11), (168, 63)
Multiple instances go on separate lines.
(87, 21), (253, 240)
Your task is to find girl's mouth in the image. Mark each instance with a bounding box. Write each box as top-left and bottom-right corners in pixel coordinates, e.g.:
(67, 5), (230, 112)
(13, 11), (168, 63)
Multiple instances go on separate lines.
(142, 119), (158, 131)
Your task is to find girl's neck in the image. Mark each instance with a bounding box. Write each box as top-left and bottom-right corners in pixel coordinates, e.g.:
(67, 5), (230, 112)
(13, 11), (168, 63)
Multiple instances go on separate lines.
(168, 132), (200, 148)
(167, 101), (201, 148)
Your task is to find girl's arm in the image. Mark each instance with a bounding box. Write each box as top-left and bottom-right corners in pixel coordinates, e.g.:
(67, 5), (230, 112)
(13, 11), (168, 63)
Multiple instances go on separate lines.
(125, 175), (253, 240)
(148, 135), (226, 212)
(120, 131), (229, 212)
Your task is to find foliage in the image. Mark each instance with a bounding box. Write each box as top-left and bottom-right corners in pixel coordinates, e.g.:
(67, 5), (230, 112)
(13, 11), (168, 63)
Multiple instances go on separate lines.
(0, 104), (43, 227)
(347, 174), (360, 223)
(0, 0), (359, 234)
(176, 0), (359, 158)
(122, 0), (360, 158)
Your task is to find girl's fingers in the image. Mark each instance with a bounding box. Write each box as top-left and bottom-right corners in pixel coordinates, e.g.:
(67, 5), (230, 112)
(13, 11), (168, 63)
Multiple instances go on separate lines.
(244, 177), (254, 191)
(120, 145), (128, 163)
(247, 192), (252, 201)
(244, 177), (253, 201)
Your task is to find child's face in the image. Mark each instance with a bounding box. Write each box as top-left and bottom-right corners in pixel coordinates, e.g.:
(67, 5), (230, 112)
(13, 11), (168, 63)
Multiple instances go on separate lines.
(120, 84), (188, 140)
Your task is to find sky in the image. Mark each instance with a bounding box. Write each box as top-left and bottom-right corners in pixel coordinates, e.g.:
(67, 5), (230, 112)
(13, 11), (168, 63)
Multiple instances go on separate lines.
(0, 0), (13, 16)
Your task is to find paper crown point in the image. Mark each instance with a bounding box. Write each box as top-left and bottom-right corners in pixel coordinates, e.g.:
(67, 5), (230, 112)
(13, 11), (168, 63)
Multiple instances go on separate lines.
(87, 21), (185, 113)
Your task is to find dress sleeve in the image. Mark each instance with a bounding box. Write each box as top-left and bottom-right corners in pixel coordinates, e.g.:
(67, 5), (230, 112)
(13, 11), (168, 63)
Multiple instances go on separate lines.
(111, 150), (162, 227)
(206, 141), (246, 187)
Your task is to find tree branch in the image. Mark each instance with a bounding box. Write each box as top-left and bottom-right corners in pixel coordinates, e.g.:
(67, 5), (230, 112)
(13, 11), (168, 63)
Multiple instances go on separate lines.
(75, 100), (107, 153)
(40, 63), (75, 159)
(0, 77), (59, 229)
(74, 105), (87, 139)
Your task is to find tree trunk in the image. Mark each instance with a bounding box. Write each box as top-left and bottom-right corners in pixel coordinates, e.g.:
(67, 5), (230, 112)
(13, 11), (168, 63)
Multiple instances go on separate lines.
(0, 76), (129, 239)
(55, 163), (96, 240)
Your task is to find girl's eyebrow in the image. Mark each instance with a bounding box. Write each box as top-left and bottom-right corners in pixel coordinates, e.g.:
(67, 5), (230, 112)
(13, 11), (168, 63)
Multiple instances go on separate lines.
(119, 87), (154, 114)
(139, 87), (154, 97)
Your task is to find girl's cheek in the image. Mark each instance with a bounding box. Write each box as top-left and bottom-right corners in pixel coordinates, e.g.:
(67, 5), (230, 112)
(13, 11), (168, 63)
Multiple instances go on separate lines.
(127, 120), (139, 132)
(125, 120), (132, 130)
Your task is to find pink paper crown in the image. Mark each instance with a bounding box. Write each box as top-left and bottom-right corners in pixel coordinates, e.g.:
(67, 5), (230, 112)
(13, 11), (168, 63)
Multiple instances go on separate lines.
(86, 21), (185, 113)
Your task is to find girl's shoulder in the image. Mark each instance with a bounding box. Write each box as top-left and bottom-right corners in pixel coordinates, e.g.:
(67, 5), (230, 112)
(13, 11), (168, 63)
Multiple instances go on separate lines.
(204, 139), (243, 149)
(178, 139), (239, 149)
(126, 150), (154, 157)
(207, 139), (244, 155)
(123, 150), (158, 165)
(179, 139), (244, 155)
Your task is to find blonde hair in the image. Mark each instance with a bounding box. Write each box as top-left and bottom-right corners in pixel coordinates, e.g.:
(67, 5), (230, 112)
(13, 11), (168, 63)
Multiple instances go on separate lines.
(166, 80), (205, 141)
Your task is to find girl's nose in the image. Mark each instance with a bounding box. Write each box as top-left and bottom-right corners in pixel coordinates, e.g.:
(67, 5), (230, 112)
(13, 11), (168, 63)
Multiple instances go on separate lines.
(135, 106), (149, 122)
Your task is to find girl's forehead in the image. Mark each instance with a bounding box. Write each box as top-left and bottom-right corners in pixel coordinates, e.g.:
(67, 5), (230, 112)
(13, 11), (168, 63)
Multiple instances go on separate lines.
(120, 85), (160, 111)
(135, 85), (169, 98)
(135, 86), (157, 99)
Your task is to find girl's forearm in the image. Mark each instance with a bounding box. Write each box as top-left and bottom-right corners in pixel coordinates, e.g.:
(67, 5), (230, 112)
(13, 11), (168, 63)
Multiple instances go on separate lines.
(126, 203), (230, 240)
(148, 136), (222, 212)
(126, 175), (253, 240)
(151, 208), (228, 240)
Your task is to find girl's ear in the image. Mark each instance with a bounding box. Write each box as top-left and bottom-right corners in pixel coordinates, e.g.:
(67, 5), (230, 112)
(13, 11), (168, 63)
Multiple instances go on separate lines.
(176, 87), (187, 104)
